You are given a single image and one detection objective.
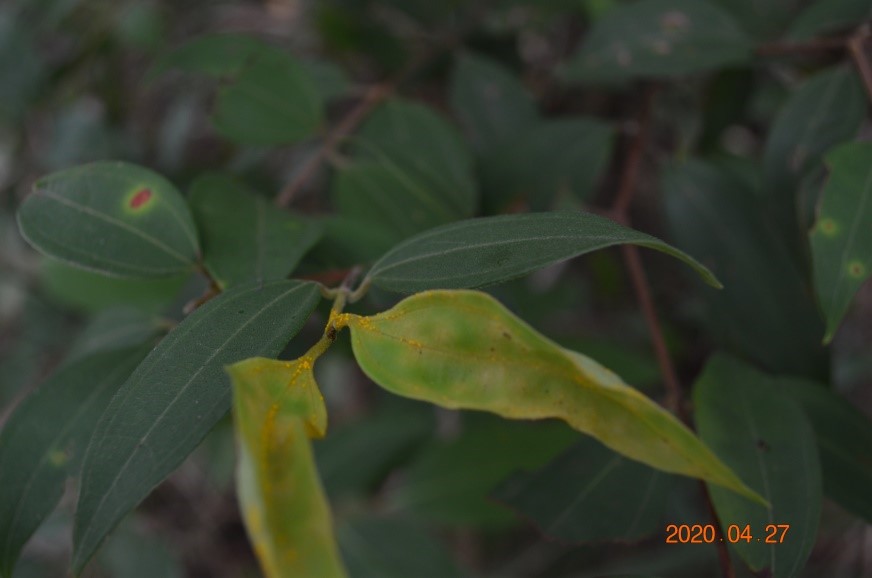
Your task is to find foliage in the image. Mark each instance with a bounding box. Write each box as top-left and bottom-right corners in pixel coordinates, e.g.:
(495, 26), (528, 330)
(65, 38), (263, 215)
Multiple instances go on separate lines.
(1, 1), (871, 577)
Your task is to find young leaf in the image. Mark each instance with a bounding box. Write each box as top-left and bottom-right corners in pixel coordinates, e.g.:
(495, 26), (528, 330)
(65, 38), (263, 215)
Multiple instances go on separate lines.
(449, 52), (538, 152)
(694, 354), (821, 578)
(189, 173), (322, 288)
(335, 290), (762, 504)
(810, 142), (872, 343)
(763, 66), (865, 196)
(212, 48), (323, 145)
(0, 347), (149, 578)
(564, 0), (752, 83)
(74, 280), (321, 573)
(227, 357), (346, 578)
(365, 212), (721, 293)
(388, 415), (576, 528)
(493, 437), (675, 542)
(17, 161), (200, 278)
(779, 379), (872, 523)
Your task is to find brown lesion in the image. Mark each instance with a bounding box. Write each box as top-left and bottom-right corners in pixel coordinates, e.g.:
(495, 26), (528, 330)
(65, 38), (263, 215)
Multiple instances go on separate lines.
(129, 188), (153, 209)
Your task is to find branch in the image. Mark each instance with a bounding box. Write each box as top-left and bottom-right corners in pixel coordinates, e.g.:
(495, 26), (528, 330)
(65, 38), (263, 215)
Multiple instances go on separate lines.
(756, 37), (847, 57)
(848, 24), (872, 104)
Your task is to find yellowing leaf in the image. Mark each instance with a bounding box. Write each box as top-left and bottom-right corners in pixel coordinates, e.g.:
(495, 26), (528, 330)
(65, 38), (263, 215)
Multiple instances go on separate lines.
(227, 357), (346, 578)
(336, 290), (764, 505)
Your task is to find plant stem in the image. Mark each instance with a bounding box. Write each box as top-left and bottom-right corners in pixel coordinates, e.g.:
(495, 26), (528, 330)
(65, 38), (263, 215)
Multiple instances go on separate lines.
(849, 24), (872, 104)
(608, 83), (735, 578)
(756, 37), (847, 56)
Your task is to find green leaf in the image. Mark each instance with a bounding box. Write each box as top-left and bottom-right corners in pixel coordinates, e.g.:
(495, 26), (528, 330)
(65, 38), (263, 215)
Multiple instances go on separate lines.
(353, 99), (477, 219)
(336, 290), (763, 504)
(39, 259), (189, 314)
(564, 0), (752, 83)
(779, 380), (872, 523)
(710, 0), (803, 39)
(17, 162), (200, 278)
(332, 162), (461, 244)
(449, 52), (538, 152)
(693, 354), (821, 578)
(189, 173), (322, 288)
(150, 33), (267, 79)
(212, 48), (323, 145)
(763, 66), (865, 196)
(73, 280), (321, 572)
(663, 159), (828, 378)
(493, 436), (674, 542)
(365, 212), (721, 293)
(787, 0), (872, 41)
(480, 118), (615, 208)
(227, 357), (346, 578)
(0, 347), (149, 578)
(66, 308), (163, 362)
(338, 517), (468, 578)
(316, 399), (435, 498)
(388, 414), (576, 528)
(810, 142), (872, 343)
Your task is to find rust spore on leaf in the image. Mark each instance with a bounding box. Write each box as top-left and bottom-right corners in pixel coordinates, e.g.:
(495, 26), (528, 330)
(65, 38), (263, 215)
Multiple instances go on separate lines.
(129, 188), (153, 209)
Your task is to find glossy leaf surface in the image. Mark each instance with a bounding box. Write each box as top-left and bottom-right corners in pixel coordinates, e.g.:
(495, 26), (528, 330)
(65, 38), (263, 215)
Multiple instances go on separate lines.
(227, 357), (345, 578)
(694, 354), (821, 578)
(494, 437), (674, 542)
(810, 142), (872, 343)
(189, 174), (321, 288)
(74, 281), (321, 572)
(565, 0), (751, 83)
(366, 212), (721, 293)
(337, 290), (761, 503)
(17, 161), (199, 277)
(0, 347), (148, 578)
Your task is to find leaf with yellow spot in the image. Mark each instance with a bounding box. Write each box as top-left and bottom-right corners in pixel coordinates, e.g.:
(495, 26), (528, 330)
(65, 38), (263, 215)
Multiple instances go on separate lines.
(811, 142), (872, 343)
(336, 290), (765, 505)
(227, 357), (346, 578)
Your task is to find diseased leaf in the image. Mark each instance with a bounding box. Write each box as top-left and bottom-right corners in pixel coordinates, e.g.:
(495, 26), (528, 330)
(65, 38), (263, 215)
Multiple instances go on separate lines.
(493, 436), (675, 542)
(763, 66), (864, 196)
(189, 173), (322, 288)
(779, 380), (872, 523)
(17, 161), (200, 278)
(480, 118), (615, 208)
(388, 414), (576, 528)
(74, 280), (321, 572)
(564, 0), (752, 83)
(449, 52), (538, 152)
(338, 517), (468, 578)
(366, 212), (721, 293)
(335, 290), (762, 503)
(694, 354), (821, 578)
(227, 357), (346, 578)
(354, 99), (477, 219)
(0, 347), (149, 578)
(212, 48), (323, 145)
(810, 142), (872, 343)
(663, 159), (828, 378)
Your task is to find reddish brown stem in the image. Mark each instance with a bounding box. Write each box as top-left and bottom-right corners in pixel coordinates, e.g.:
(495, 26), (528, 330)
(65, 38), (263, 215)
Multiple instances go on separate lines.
(756, 37), (847, 57)
(848, 25), (872, 105)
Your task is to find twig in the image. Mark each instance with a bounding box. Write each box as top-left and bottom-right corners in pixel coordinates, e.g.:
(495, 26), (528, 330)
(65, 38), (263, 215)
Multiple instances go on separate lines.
(608, 84), (734, 578)
(756, 37), (847, 57)
(848, 24), (872, 104)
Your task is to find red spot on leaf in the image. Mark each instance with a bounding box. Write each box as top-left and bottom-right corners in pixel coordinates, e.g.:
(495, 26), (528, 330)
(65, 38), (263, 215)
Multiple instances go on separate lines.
(130, 189), (152, 209)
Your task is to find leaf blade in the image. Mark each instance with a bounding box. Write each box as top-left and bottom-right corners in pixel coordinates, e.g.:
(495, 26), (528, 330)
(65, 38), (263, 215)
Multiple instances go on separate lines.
(17, 161), (200, 278)
(73, 280), (321, 572)
(227, 357), (346, 578)
(339, 290), (761, 503)
(366, 212), (721, 292)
